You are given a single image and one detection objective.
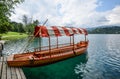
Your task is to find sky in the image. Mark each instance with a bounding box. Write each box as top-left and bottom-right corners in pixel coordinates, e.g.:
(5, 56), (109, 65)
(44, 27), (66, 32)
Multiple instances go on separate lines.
(10, 0), (120, 28)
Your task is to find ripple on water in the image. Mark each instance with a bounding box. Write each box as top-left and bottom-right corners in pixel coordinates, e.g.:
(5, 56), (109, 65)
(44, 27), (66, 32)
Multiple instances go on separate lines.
(74, 34), (120, 79)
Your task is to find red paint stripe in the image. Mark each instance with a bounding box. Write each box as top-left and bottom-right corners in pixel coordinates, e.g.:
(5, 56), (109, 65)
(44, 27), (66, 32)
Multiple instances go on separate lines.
(77, 28), (82, 34)
(71, 28), (77, 34)
(62, 27), (71, 36)
(34, 26), (49, 37)
(51, 26), (62, 36)
(34, 26), (88, 37)
(41, 26), (49, 37)
(34, 26), (39, 37)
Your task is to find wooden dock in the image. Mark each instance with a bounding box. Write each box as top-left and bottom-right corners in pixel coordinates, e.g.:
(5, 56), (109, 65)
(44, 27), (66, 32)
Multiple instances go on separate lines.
(0, 56), (26, 79)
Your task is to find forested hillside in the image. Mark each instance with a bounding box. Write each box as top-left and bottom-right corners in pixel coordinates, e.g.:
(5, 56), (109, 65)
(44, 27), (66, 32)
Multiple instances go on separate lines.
(88, 26), (120, 34)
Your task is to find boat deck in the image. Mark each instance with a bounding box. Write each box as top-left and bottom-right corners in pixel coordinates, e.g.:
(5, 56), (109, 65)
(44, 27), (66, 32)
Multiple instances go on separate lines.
(12, 42), (88, 61)
(0, 56), (26, 79)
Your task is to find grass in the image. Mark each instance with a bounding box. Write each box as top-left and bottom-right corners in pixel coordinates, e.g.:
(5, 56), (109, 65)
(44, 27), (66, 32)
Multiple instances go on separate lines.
(0, 32), (28, 40)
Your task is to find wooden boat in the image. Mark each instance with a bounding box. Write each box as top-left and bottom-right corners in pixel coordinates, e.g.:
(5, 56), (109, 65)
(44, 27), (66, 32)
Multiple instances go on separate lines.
(7, 26), (89, 67)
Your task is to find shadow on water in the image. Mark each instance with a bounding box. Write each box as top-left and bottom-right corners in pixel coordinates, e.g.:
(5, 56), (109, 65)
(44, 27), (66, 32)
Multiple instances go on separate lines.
(22, 52), (88, 79)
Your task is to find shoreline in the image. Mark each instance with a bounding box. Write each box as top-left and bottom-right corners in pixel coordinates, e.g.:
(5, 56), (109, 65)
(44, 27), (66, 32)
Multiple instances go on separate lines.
(0, 32), (28, 41)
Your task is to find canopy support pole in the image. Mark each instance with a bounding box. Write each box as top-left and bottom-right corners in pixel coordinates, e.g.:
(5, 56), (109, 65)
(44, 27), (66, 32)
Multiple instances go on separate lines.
(57, 36), (58, 48)
(85, 35), (86, 41)
(49, 36), (51, 57)
(39, 37), (41, 51)
(70, 36), (71, 45)
(72, 34), (76, 55)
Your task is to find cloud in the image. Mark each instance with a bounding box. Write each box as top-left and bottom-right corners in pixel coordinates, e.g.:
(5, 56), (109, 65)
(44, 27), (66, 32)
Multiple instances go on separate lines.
(10, 0), (120, 28)
(46, 0), (101, 27)
(10, 8), (30, 23)
(106, 6), (120, 25)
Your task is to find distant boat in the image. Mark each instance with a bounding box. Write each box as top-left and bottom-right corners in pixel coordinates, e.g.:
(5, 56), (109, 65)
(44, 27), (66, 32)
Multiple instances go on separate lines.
(7, 26), (89, 67)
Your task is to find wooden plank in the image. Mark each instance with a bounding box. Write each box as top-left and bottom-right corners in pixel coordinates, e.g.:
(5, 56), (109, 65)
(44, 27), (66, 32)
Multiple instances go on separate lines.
(7, 65), (12, 79)
(15, 67), (22, 79)
(0, 57), (3, 79)
(1, 57), (7, 79)
(1, 56), (26, 79)
(19, 68), (26, 79)
(11, 67), (17, 79)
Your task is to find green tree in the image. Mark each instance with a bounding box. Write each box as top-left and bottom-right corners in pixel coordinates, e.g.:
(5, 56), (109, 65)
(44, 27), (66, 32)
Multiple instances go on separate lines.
(28, 20), (39, 34)
(10, 21), (25, 33)
(0, 0), (24, 33)
(10, 22), (18, 32)
(33, 20), (39, 26)
(22, 15), (40, 34)
(22, 15), (30, 33)
(17, 23), (25, 33)
(22, 15), (29, 26)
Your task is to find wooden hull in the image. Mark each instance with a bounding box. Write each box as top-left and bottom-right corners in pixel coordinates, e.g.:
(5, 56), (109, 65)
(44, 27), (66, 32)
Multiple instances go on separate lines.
(7, 41), (88, 67)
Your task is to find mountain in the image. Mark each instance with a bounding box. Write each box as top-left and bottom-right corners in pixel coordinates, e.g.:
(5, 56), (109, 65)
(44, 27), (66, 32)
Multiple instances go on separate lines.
(87, 26), (120, 34)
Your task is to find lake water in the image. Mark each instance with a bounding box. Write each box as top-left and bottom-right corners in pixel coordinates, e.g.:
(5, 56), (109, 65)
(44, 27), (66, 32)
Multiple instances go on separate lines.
(3, 34), (120, 79)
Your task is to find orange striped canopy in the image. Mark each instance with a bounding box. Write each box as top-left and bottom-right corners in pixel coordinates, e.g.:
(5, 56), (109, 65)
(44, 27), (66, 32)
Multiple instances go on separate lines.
(34, 26), (88, 37)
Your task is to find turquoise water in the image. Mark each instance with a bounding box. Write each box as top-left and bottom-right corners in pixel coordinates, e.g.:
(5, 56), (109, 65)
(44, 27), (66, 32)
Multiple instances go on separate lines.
(3, 34), (120, 79)
(23, 53), (88, 79)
